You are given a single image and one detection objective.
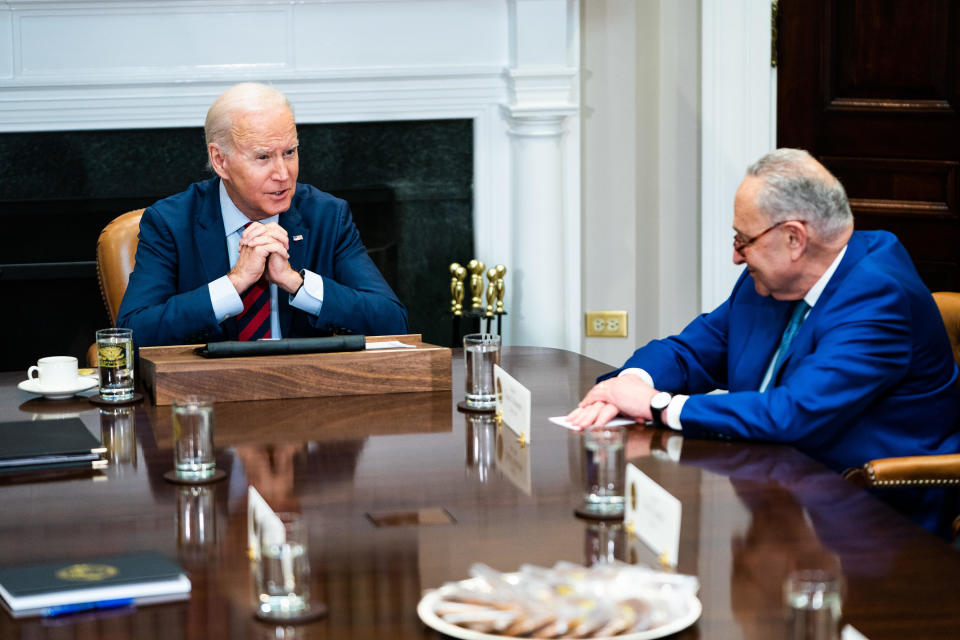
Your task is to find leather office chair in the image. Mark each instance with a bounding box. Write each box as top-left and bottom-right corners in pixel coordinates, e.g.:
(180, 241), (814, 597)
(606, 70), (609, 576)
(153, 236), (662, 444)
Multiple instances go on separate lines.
(85, 209), (144, 365)
(843, 291), (960, 540)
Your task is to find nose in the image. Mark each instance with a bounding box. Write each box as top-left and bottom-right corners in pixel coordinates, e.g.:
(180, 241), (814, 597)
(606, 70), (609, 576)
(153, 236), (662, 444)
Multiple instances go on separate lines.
(732, 246), (745, 265)
(271, 157), (289, 182)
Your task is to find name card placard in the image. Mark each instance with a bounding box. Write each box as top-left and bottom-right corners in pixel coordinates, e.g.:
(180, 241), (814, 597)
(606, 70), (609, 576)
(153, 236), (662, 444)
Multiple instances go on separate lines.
(494, 365), (531, 443)
(625, 463), (682, 567)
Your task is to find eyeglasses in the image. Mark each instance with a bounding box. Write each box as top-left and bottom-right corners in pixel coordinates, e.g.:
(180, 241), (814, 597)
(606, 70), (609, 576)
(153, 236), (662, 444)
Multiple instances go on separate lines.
(732, 220), (796, 253)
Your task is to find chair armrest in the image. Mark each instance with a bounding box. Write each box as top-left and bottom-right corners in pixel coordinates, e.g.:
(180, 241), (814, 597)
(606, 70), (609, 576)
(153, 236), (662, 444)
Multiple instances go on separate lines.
(843, 454), (960, 488)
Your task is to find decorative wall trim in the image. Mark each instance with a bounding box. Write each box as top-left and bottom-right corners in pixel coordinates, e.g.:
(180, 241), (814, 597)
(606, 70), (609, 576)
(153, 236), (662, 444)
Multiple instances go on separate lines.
(700, 0), (776, 313)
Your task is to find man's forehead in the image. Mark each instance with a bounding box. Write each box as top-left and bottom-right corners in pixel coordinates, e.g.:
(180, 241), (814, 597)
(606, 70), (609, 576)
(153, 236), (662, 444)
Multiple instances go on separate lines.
(733, 176), (766, 229)
(231, 108), (297, 146)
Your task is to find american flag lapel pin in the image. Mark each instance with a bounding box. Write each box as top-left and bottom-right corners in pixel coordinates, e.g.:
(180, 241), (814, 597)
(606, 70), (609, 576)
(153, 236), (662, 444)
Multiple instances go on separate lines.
(292, 234), (304, 242)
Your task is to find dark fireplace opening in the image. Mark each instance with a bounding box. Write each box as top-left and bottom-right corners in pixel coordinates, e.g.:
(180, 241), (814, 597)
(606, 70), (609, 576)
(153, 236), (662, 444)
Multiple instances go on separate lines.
(0, 120), (473, 371)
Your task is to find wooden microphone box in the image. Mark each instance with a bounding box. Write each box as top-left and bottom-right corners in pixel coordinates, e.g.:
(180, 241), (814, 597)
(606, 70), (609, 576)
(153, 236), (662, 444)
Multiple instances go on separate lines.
(138, 334), (451, 405)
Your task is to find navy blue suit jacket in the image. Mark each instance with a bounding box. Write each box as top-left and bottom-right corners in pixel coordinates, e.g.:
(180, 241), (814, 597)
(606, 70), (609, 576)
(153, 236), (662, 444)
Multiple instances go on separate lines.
(607, 230), (960, 472)
(117, 178), (408, 347)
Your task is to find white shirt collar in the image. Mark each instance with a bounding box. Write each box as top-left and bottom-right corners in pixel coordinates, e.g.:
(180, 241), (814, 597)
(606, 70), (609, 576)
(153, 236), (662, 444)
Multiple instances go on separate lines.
(219, 180), (279, 236)
(804, 244), (847, 308)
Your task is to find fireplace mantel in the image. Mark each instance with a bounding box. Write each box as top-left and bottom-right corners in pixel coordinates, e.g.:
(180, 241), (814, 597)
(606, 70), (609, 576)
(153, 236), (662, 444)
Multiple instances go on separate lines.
(0, 0), (581, 349)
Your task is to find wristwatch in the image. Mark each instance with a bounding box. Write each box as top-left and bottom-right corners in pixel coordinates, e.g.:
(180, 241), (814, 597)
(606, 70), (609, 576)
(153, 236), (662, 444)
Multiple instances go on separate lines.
(649, 391), (673, 427)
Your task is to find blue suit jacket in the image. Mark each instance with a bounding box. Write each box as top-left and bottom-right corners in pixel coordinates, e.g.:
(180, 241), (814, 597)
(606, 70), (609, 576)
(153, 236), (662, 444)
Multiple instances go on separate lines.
(608, 230), (960, 472)
(117, 178), (408, 347)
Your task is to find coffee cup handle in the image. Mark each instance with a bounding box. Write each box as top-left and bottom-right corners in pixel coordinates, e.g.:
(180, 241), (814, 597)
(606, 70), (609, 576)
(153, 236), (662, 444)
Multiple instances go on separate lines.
(28, 366), (39, 380)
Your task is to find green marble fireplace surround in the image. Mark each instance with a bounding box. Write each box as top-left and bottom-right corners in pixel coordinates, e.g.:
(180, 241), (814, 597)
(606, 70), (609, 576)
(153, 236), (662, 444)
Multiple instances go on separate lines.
(0, 119), (473, 370)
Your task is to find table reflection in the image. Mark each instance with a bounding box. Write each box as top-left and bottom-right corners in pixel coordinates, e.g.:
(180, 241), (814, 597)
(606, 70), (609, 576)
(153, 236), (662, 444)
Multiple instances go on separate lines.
(100, 406), (138, 470)
(464, 413), (497, 483)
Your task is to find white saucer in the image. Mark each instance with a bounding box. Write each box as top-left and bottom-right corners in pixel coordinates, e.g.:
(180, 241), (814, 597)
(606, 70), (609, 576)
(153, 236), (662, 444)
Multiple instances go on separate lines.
(18, 377), (98, 400)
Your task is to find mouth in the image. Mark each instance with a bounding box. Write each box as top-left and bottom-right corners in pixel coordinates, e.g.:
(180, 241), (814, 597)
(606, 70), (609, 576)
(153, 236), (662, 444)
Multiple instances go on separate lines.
(267, 189), (289, 198)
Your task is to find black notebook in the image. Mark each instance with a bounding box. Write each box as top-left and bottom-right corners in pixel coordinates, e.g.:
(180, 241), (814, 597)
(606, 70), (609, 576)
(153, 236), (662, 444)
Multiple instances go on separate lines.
(0, 418), (104, 470)
(0, 551), (190, 617)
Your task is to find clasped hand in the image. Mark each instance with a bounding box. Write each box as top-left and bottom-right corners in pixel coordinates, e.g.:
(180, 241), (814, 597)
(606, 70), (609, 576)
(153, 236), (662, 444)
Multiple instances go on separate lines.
(228, 222), (302, 294)
(565, 375), (659, 428)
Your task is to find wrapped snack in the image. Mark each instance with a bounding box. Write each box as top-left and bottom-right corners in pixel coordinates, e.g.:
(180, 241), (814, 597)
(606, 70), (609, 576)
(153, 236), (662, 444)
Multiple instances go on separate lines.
(424, 560), (699, 639)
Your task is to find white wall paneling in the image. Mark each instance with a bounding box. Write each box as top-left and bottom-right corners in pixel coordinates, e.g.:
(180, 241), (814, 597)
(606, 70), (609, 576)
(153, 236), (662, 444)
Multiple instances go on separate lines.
(0, 0), (582, 350)
(700, 0), (776, 312)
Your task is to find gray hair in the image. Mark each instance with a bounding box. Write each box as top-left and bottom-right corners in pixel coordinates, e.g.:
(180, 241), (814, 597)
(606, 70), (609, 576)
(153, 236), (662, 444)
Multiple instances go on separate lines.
(204, 82), (293, 155)
(746, 148), (853, 239)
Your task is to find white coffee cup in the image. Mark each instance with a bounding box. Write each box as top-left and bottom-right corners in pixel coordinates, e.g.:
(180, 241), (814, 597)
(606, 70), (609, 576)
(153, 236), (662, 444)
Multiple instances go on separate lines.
(27, 356), (79, 390)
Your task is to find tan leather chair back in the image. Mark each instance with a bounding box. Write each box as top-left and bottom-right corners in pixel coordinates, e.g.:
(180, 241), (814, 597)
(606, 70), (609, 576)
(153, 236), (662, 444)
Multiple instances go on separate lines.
(96, 209), (144, 325)
(933, 291), (960, 370)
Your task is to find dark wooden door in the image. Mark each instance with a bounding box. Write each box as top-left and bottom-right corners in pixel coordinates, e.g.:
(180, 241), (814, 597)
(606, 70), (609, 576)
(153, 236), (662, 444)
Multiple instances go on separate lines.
(777, 0), (960, 291)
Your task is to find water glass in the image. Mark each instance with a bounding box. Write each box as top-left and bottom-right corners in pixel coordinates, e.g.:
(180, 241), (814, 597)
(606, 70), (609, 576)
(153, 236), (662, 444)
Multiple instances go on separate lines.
(172, 396), (216, 480)
(784, 570), (843, 640)
(463, 333), (501, 408)
(97, 328), (134, 401)
(581, 427), (626, 516)
(255, 512), (311, 617)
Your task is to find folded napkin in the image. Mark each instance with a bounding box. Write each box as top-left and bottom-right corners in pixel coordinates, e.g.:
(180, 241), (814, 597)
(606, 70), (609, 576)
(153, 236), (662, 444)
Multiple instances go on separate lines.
(195, 335), (366, 358)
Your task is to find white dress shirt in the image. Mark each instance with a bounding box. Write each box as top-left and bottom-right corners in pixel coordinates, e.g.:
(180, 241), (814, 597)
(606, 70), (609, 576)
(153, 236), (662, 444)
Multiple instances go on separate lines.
(207, 181), (325, 338)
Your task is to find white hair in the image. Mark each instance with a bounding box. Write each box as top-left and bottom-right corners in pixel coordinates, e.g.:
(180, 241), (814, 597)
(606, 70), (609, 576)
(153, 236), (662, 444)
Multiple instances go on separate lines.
(204, 82), (293, 154)
(746, 148), (853, 239)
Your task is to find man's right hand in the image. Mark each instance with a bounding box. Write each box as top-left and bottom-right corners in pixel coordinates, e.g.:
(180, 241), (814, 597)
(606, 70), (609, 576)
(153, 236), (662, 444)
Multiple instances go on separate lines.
(227, 222), (290, 293)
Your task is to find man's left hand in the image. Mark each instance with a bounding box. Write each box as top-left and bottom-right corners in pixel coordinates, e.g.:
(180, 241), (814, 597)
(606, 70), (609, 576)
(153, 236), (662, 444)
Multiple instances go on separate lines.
(242, 223), (302, 294)
(566, 375), (659, 427)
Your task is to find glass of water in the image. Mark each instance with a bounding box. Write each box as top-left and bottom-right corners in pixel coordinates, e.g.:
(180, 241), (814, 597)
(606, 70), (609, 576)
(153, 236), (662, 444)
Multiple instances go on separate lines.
(256, 512), (311, 618)
(784, 569), (843, 640)
(172, 396), (216, 480)
(580, 426), (626, 517)
(463, 333), (501, 409)
(96, 328), (134, 402)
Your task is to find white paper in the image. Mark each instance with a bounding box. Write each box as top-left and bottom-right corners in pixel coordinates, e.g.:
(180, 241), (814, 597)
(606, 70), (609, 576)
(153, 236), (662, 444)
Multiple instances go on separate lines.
(365, 341), (416, 350)
(247, 487), (274, 558)
(625, 463), (682, 567)
(494, 365), (531, 442)
(842, 625), (870, 640)
(548, 416), (636, 431)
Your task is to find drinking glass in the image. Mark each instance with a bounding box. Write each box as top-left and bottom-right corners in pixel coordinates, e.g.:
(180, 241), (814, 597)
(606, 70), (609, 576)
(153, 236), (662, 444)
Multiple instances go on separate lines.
(463, 333), (501, 408)
(784, 569), (843, 640)
(172, 396), (216, 480)
(96, 328), (134, 401)
(581, 427), (626, 517)
(255, 512), (311, 617)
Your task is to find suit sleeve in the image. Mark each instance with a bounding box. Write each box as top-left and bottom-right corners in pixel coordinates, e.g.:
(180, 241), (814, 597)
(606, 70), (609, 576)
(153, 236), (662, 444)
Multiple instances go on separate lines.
(599, 274), (751, 391)
(308, 201), (408, 336)
(679, 279), (913, 447)
(116, 208), (222, 347)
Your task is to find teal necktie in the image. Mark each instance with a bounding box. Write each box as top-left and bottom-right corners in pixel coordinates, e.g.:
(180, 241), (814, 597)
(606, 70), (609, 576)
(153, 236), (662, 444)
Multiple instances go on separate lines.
(760, 300), (810, 392)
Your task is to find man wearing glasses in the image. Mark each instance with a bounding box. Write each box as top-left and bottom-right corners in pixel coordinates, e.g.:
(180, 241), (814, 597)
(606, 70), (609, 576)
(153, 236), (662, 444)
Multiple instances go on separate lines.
(568, 148), (960, 474)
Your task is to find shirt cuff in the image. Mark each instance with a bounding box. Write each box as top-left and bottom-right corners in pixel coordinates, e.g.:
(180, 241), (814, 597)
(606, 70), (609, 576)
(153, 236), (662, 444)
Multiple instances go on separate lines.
(664, 395), (688, 431)
(290, 269), (324, 316)
(618, 367), (654, 387)
(209, 276), (243, 323)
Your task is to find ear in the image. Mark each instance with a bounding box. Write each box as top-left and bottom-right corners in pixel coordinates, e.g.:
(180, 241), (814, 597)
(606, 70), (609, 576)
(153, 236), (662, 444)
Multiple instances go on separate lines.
(208, 143), (230, 180)
(784, 220), (808, 260)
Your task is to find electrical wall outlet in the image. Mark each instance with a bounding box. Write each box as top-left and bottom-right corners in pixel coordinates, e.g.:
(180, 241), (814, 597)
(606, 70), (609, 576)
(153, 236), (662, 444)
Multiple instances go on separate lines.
(585, 310), (628, 337)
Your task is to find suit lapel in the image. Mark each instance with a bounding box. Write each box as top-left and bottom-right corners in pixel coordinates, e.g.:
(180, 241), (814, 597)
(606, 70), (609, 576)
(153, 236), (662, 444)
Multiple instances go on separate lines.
(279, 202), (308, 337)
(773, 233), (866, 384)
(195, 180), (231, 283)
(195, 179), (237, 339)
(734, 298), (793, 390)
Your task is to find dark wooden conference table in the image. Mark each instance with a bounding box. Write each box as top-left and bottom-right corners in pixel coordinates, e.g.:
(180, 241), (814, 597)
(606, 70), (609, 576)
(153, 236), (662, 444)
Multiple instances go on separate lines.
(1, 346), (959, 639)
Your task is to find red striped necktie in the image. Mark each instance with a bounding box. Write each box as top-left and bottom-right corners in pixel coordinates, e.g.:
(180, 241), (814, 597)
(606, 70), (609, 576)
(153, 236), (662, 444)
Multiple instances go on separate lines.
(236, 222), (272, 341)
